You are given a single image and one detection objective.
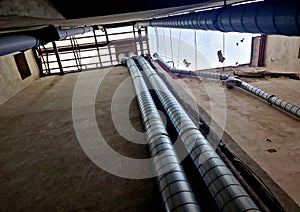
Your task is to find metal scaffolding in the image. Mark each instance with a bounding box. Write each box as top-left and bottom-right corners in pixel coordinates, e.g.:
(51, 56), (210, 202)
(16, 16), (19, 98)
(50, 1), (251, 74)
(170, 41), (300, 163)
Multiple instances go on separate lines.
(36, 25), (150, 75)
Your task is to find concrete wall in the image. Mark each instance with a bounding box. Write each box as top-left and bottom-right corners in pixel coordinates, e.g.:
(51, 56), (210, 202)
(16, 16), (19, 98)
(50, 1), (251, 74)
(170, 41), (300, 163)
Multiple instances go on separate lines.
(0, 49), (40, 105)
(250, 36), (261, 67)
(264, 35), (300, 73)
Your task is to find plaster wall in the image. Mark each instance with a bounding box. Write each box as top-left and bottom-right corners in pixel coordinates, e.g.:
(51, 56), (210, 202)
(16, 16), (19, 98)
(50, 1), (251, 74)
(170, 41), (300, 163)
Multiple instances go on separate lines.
(264, 35), (300, 73)
(0, 49), (40, 105)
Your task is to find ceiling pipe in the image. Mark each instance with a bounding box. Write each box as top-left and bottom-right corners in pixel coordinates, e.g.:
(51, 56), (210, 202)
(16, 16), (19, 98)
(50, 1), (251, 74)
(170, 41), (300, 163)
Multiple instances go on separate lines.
(136, 0), (300, 36)
(56, 26), (94, 40)
(137, 55), (260, 212)
(153, 53), (229, 80)
(0, 35), (42, 57)
(145, 54), (285, 211)
(0, 25), (94, 56)
(153, 53), (300, 119)
(119, 53), (201, 212)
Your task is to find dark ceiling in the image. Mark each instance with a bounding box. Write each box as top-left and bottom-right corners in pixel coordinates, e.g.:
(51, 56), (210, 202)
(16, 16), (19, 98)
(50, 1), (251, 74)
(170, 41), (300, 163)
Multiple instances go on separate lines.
(49, 0), (214, 19)
(0, 0), (245, 33)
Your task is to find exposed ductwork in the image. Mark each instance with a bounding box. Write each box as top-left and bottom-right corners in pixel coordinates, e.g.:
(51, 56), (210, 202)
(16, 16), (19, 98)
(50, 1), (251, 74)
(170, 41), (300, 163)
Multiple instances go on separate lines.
(56, 26), (94, 40)
(136, 55), (260, 211)
(136, 0), (300, 36)
(119, 53), (201, 212)
(153, 53), (300, 119)
(0, 35), (42, 57)
(0, 25), (94, 56)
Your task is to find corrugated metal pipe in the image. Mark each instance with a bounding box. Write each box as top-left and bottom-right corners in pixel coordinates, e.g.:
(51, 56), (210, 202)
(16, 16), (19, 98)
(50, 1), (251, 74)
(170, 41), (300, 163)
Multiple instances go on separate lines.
(153, 53), (300, 119)
(233, 78), (300, 118)
(119, 53), (201, 212)
(136, 0), (300, 36)
(137, 55), (260, 212)
(0, 25), (94, 56)
(153, 53), (229, 80)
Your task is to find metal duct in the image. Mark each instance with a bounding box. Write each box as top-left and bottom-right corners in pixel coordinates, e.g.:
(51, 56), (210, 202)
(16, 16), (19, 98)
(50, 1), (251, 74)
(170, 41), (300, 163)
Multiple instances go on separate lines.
(153, 53), (229, 80)
(153, 53), (300, 119)
(137, 55), (260, 212)
(236, 78), (300, 118)
(57, 26), (94, 40)
(0, 26), (94, 56)
(0, 35), (41, 56)
(136, 1), (300, 36)
(121, 54), (201, 212)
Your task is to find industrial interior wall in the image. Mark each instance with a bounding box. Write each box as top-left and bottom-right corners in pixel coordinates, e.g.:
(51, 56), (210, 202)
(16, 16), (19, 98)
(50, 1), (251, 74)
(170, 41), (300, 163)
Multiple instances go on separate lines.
(250, 36), (261, 67)
(264, 35), (300, 73)
(0, 49), (40, 105)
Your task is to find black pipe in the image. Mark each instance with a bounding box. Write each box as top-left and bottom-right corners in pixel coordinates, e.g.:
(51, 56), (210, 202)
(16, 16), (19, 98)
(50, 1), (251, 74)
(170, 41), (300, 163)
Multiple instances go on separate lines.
(136, 0), (300, 36)
(93, 28), (103, 67)
(0, 25), (94, 56)
(0, 35), (41, 56)
(52, 41), (64, 75)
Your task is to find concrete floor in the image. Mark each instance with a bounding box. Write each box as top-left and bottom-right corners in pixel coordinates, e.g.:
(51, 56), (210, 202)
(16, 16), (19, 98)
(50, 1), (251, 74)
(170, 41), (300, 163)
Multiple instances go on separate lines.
(0, 62), (299, 211)
(0, 67), (164, 211)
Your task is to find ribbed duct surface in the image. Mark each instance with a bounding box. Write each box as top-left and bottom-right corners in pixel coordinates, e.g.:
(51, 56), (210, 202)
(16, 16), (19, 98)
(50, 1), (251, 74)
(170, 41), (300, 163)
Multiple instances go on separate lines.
(137, 1), (300, 36)
(137, 55), (260, 212)
(153, 53), (300, 119)
(122, 54), (201, 212)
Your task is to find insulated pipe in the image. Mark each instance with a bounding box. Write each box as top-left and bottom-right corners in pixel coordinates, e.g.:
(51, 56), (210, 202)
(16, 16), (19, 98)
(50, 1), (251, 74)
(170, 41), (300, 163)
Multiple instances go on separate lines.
(121, 53), (201, 212)
(0, 35), (41, 56)
(153, 53), (300, 119)
(136, 0), (300, 36)
(137, 55), (260, 212)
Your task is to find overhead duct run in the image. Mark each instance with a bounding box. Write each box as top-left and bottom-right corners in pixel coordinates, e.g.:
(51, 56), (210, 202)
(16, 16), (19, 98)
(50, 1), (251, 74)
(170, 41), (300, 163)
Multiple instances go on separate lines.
(136, 0), (300, 36)
(0, 35), (42, 57)
(0, 25), (94, 56)
(153, 53), (300, 119)
(137, 55), (260, 212)
(56, 26), (94, 40)
(119, 53), (201, 212)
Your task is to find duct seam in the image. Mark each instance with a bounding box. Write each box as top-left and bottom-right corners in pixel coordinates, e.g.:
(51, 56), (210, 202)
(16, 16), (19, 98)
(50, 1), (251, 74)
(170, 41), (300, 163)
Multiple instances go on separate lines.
(137, 55), (260, 212)
(122, 55), (201, 212)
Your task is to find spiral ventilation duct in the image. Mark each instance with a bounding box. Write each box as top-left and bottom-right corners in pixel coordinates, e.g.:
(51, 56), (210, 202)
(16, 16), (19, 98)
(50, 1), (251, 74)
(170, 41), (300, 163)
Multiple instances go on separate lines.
(136, 0), (300, 36)
(153, 53), (300, 119)
(137, 55), (260, 211)
(120, 53), (201, 212)
(237, 79), (300, 118)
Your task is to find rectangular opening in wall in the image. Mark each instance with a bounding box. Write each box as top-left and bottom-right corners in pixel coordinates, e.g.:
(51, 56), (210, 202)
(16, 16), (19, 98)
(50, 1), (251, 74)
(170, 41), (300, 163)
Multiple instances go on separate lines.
(14, 52), (31, 80)
(298, 44), (300, 59)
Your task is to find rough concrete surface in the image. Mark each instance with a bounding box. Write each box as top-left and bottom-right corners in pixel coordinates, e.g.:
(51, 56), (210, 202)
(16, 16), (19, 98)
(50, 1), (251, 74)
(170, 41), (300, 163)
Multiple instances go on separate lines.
(0, 67), (164, 211)
(0, 60), (299, 211)
(0, 0), (64, 19)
